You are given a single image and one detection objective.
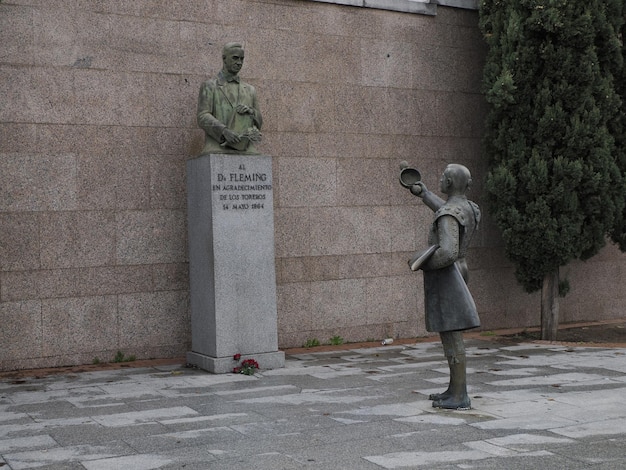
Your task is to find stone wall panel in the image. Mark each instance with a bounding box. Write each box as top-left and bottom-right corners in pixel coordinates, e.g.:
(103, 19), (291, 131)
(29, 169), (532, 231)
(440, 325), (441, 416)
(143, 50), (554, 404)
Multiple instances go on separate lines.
(77, 153), (118, 210)
(277, 157), (337, 208)
(274, 207), (311, 258)
(359, 38), (415, 88)
(0, 266), (154, 302)
(40, 211), (116, 269)
(116, 209), (187, 265)
(73, 70), (150, 127)
(0, 301), (42, 364)
(309, 206), (393, 256)
(41, 295), (118, 357)
(0, 5), (34, 66)
(148, 155), (187, 209)
(276, 282), (314, 334)
(117, 290), (190, 353)
(308, 132), (394, 160)
(310, 278), (368, 329)
(115, 154), (151, 210)
(0, 124), (36, 154)
(151, 263), (189, 292)
(0, 154), (78, 212)
(333, 85), (391, 135)
(0, 213), (41, 271)
(365, 275), (420, 325)
(336, 158), (398, 207)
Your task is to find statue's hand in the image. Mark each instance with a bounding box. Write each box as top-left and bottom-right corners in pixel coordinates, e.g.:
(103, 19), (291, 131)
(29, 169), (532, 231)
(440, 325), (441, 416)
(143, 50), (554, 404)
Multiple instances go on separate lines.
(236, 104), (253, 115)
(222, 128), (241, 144)
(410, 182), (426, 197)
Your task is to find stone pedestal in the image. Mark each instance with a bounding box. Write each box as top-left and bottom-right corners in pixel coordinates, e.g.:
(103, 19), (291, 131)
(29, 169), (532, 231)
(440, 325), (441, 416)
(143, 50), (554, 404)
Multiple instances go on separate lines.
(186, 153), (284, 373)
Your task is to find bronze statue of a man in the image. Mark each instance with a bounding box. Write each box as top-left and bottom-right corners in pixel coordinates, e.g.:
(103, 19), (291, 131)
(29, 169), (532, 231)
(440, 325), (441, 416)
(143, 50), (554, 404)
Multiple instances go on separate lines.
(197, 42), (263, 155)
(402, 163), (481, 410)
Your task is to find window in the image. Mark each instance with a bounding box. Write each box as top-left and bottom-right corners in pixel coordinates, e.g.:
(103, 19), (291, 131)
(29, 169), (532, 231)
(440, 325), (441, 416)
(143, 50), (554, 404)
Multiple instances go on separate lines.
(305, 0), (478, 15)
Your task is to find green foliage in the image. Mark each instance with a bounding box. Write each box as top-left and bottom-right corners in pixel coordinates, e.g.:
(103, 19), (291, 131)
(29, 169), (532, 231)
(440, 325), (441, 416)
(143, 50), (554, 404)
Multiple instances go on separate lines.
(480, 0), (626, 293)
(303, 338), (320, 348)
(329, 335), (344, 345)
(607, 3), (626, 249)
(112, 350), (136, 363)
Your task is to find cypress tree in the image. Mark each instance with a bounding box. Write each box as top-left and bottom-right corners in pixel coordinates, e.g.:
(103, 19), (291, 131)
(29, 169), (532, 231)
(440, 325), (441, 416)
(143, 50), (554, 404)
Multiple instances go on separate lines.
(608, 5), (626, 248)
(479, 0), (626, 339)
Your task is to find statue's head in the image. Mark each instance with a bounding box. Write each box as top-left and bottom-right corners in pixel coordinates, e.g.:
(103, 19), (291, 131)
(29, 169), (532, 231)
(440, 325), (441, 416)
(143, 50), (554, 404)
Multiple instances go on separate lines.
(222, 42), (244, 75)
(440, 164), (472, 195)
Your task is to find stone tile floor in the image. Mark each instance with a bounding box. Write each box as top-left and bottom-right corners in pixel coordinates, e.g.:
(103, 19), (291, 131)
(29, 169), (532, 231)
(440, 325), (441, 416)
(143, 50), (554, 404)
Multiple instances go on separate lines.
(1, 337), (625, 469)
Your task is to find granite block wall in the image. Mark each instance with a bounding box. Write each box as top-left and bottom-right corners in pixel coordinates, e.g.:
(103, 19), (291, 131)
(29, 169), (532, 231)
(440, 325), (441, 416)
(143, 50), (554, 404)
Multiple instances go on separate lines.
(1, 0), (625, 370)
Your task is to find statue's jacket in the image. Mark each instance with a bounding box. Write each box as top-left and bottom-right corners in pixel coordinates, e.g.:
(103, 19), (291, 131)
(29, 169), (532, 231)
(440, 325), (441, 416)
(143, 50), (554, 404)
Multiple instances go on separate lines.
(423, 196), (481, 332)
(197, 70), (262, 154)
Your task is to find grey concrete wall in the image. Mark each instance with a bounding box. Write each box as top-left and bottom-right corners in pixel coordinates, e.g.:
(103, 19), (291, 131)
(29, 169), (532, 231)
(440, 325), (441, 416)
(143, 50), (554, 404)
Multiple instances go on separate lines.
(1, 0), (625, 370)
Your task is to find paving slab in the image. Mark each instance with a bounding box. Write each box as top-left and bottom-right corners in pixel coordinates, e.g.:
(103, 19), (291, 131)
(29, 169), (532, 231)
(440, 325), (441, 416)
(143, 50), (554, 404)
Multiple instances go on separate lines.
(0, 338), (625, 469)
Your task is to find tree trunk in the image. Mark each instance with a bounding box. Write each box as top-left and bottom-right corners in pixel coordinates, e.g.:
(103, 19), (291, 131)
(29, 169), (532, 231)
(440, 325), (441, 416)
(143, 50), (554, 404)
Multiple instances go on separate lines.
(541, 269), (560, 341)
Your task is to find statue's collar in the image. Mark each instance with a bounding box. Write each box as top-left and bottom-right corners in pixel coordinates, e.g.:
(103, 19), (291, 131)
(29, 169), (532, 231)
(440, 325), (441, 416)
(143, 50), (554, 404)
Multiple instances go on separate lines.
(218, 70), (240, 84)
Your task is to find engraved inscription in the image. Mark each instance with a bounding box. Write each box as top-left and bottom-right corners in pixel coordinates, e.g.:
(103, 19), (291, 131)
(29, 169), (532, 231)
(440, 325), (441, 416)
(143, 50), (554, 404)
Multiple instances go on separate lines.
(212, 163), (271, 211)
